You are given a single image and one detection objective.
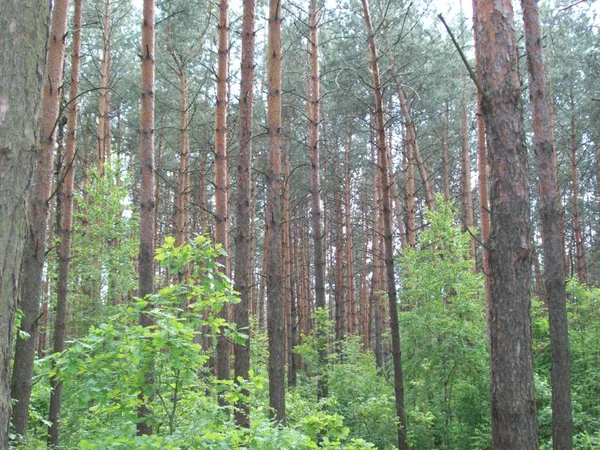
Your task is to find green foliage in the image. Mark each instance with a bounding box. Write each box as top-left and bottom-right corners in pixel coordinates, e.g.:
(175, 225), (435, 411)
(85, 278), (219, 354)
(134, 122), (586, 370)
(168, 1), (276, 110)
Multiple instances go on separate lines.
(533, 278), (600, 449)
(399, 200), (489, 450)
(67, 166), (139, 334)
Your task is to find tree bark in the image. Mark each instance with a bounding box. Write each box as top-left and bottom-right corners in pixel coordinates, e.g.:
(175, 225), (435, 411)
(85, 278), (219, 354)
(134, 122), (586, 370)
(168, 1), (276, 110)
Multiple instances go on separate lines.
(569, 89), (587, 284)
(461, 76), (476, 261)
(233, 0), (255, 427)
(7, 0), (69, 441)
(442, 102), (451, 203)
(361, 1), (408, 448)
(137, 0), (156, 436)
(266, 0), (285, 423)
(307, 0), (328, 399)
(475, 0), (539, 447)
(345, 130), (356, 335)
(521, 0), (573, 447)
(97, 0), (111, 176)
(215, 0), (231, 386)
(472, 0), (491, 307)
(46, 1), (82, 445)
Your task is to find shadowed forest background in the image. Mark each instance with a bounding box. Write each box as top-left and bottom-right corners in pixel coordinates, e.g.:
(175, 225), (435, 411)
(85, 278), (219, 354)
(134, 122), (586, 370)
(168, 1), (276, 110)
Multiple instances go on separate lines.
(0, 0), (599, 449)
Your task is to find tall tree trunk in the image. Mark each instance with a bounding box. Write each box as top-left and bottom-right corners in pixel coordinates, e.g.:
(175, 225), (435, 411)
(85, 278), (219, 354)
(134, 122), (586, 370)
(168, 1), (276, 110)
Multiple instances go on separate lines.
(361, 2), (408, 447)
(233, 0), (255, 427)
(154, 132), (162, 251)
(461, 77), (476, 261)
(570, 89), (587, 284)
(175, 70), (190, 246)
(307, 0), (328, 398)
(0, 11), (47, 443)
(137, 0), (156, 435)
(266, 0), (285, 423)
(442, 102), (451, 203)
(9, 0), (69, 441)
(474, 0), (539, 447)
(405, 127), (417, 248)
(199, 152), (208, 235)
(345, 130), (356, 335)
(396, 85), (435, 211)
(97, 0), (111, 176)
(522, 1), (573, 447)
(472, 1), (491, 307)
(283, 135), (296, 387)
(370, 133), (382, 366)
(46, 2), (82, 445)
(215, 0), (231, 387)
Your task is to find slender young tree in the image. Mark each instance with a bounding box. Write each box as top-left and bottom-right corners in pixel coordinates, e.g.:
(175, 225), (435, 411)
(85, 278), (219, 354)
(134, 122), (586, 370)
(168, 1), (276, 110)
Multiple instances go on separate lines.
(307, 0), (328, 399)
(521, 0), (573, 447)
(361, 1), (407, 448)
(266, 0), (285, 423)
(215, 0), (231, 385)
(47, 1), (83, 445)
(472, 0), (491, 305)
(0, 2), (48, 446)
(9, 0), (69, 440)
(474, 0), (539, 447)
(137, 0), (156, 436)
(233, 0), (256, 428)
(97, 0), (111, 176)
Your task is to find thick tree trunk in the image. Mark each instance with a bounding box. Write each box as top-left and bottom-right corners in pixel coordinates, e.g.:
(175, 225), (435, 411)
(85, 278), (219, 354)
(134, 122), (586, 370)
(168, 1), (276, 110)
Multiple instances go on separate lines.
(0, 21), (47, 443)
(233, 0), (255, 427)
(521, 1), (573, 447)
(137, 0), (156, 436)
(361, 2), (408, 448)
(8, 0), (69, 442)
(475, 0), (539, 448)
(215, 0), (231, 386)
(266, 0), (285, 423)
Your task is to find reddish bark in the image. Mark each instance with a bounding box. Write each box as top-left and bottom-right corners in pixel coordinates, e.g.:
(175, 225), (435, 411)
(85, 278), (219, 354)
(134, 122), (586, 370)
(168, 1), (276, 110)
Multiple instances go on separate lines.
(137, 0), (156, 435)
(475, 0), (539, 447)
(10, 0), (69, 440)
(522, 0), (573, 446)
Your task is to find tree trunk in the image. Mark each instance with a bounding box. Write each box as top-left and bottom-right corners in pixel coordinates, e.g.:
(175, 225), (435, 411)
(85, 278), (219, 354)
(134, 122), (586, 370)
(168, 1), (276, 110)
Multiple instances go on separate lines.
(396, 84), (435, 211)
(137, 0), (156, 436)
(461, 76), (476, 261)
(521, 0), (573, 447)
(345, 128), (356, 335)
(266, 0), (285, 423)
(215, 0), (231, 387)
(569, 89), (587, 284)
(46, 1), (82, 445)
(474, 0), (539, 447)
(0, 1), (47, 434)
(442, 102), (451, 203)
(97, 0), (111, 176)
(307, 0), (328, 398)
(405, 127), (417, 248)
(472, 0), (491, 307)
(361, 3), (408, 447)
(233, 0), (255, 427)
(8, 0), (69, 441)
